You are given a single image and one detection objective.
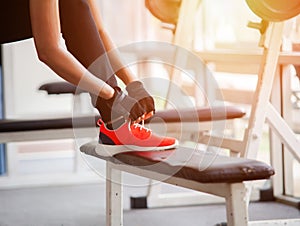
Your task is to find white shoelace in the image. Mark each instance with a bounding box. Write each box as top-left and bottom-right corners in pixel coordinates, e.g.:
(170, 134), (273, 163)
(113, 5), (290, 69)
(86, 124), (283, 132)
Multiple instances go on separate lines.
(131, 120), (151, 132)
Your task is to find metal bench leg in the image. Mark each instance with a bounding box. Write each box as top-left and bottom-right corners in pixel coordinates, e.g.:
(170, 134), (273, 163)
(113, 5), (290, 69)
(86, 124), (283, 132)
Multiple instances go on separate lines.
(106, 162), (123, 226)
(225, 183), (249, 226)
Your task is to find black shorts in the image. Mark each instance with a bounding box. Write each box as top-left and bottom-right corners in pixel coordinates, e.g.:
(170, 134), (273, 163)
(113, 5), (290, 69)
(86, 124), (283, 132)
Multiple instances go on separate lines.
(0, 0), (32, 44)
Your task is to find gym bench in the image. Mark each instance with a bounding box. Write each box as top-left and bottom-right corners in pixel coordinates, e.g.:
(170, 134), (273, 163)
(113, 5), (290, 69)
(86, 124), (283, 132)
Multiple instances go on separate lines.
(0, 102), (245, 144)
(80, 141), (274, 226)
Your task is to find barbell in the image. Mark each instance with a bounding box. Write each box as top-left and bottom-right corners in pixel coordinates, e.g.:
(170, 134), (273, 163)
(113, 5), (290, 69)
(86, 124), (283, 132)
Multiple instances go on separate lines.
(146, 0), (300, 24)
(145, 0), (181, 25)
(246, 0), (300, 22)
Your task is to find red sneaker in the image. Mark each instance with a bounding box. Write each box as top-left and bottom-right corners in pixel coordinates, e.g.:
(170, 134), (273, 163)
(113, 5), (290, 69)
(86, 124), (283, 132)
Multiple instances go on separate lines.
(96, 119), (178, 156)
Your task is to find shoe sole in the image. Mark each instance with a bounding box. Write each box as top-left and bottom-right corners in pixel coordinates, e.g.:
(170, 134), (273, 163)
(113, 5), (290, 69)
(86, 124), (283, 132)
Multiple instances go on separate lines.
(95, 140), (179, 157)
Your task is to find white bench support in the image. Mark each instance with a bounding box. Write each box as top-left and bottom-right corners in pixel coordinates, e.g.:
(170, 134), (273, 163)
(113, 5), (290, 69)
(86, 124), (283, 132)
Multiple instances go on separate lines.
(106, 162), (123, 226)
(225, 183), (249, 226)
(105, 160), (251, 226)
(102, 157), (300, 226)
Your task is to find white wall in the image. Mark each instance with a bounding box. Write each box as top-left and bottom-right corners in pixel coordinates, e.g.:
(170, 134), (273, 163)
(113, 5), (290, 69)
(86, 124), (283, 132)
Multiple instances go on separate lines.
(2, 39), (73, 119)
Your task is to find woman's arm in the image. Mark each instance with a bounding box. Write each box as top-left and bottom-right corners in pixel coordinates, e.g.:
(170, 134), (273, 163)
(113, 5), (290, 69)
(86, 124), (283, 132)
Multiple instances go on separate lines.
(88, 0), (155, 120)
(87, 0), (138, 85)
(29, 0), (114, 99)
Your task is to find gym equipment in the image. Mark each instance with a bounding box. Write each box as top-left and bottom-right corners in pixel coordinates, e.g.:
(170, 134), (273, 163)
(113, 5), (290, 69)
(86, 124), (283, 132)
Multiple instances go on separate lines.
(144, 0), (300, 209)
(146, 0), (300, 24)
(246, 0), (300, 22)
(0, 105), (245, 143)
(145, 0), (181, 25)
(80, 0), (300, 225)
(81, 141), (274, 226)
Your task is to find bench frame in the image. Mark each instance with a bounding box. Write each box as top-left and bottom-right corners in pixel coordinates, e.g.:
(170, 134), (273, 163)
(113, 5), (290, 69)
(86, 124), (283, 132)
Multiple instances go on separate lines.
(103, 154), (300, 226)
(106, 161), (250, 226)
(143, 0), (300, 217)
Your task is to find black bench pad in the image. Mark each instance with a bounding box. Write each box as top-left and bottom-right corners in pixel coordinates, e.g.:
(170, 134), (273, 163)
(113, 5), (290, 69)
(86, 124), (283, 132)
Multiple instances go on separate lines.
(39, 82), (85, 95)
(0, 116), (98, 132)
(80, 142), (274, 183)
(147, 106), (245, 123)
(39, 81), (245, 122)
(0, 106), (245, 133)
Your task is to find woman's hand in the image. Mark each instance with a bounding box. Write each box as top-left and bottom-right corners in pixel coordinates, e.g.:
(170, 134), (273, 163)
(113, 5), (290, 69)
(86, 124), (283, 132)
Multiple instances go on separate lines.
(106, 87), (148, 122)
(126, 81), (155, 122)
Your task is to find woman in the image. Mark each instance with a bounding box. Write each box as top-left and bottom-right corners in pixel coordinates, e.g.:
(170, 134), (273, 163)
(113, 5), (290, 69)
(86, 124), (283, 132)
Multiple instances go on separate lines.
(0, 0), (178, 152)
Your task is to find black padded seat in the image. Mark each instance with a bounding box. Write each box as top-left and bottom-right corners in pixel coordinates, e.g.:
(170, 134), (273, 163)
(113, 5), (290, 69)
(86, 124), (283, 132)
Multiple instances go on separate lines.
(1, 82), (246, 133)
(0, 105), (245, 133)
(146, 106), (245, 123)
(0, 104), (246, 134)
(39, 81), (86, 95)
(39, 81), (246, 121)
(80, 141), (274, 183)
(0, 116), (98, 133)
